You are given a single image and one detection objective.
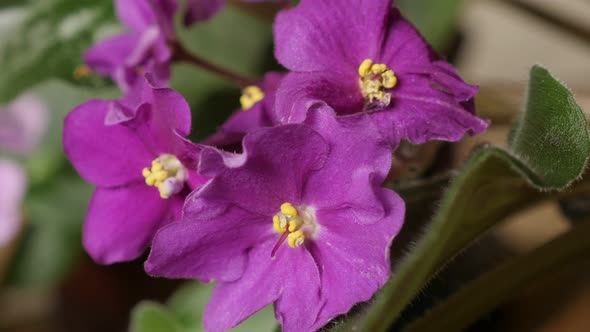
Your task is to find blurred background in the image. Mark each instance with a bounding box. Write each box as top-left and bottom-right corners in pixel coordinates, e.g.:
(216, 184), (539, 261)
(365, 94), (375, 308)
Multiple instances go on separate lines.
(1, 0), (589, 331)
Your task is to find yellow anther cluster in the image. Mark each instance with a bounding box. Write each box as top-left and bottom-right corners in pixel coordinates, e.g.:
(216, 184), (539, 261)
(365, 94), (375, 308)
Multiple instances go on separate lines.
(73, 65), (92, 79)
(240, 85), (265, 110)
(142, 154), (187, 199)
(358, 58), (398, 105)
(272, 202), (306, 248)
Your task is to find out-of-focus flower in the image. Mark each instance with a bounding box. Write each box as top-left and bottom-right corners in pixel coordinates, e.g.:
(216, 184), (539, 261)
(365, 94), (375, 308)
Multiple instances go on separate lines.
(63, 75), (206, 264)
(205, 72), (284, 148)
(274, 0), (489, 145)
(0, 94), (49, 155)
(0, 160), (26, 247)
(146, 108), (404, 331)
(85, 0), (173, 91)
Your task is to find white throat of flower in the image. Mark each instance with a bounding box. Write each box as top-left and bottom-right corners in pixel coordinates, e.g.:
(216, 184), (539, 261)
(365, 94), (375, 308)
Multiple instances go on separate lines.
(142, 154), (188, 199)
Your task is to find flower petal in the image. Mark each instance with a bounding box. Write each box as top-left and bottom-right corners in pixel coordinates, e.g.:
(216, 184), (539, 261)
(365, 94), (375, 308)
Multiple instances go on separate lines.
(375, 64), (489, 144)
(205, 72), (284, 148)
(197, 124), (329, 215)
(145, 200), (272, 282)
(309, 189), (405, 329)
(275, 71), (364, 124)
(274, 0), (391, 73)
(203, 241), (322, 332)
(63, 99), (153, 187)
(84, 33), (138, 78)
(303, 108), (394, 224)
(83, 183), (176, 264)
(115, 0), (156, 32)
(378, 7), (434, 70)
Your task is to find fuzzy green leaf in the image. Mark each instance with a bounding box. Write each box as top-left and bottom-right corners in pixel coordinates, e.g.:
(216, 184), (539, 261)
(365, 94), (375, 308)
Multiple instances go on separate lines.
(348, 66), (590, 332)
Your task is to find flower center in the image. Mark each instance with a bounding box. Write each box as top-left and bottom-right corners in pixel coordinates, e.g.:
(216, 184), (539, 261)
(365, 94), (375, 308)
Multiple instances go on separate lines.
(358, 58), (398, 108)
(270, 202), (317, 257)
(240, 85), (265, 110)
(142, 154), (188, 199)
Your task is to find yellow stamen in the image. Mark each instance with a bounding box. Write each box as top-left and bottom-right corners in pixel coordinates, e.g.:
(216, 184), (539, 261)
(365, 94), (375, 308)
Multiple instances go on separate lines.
(273, 215), (287, 233)
(287, 231), (305, 248)
(288, 220), (299, 232)
(73, 65), (92, 79)
(280, 202), (298, 217)
(358, 58), (398, 105)
(382, 70), (397, 89)
(240, 85), (265, 110)
(358, 59), (373, 77)
(142, 154), (188, 199)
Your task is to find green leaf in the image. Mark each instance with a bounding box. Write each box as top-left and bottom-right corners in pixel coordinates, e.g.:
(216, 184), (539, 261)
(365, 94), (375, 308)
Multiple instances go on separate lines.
(6, 172), (93, 288)
(403, 220), (590, 331)
(396, 0), (464, 52)
(130, 282), (277, 332)
(130, 302), (183, 332)
(346, 65), (590, 332)
(177, 5), (274, 77)
(0, 0), (117, 103)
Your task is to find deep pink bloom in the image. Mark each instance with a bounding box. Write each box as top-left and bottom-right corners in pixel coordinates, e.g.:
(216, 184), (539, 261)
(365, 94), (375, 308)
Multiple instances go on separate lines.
(63, 75), (206, 264)
(205, 72), (284, 148)
(146, 108), (404, 331)
(274, 0), (488, 145)
(0, 160), (26, 247)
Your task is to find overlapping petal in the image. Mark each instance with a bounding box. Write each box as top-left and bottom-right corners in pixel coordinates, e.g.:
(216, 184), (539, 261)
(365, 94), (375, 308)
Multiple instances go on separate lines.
(203, 242), (322, 332)
(303, 108), (394, 224)
(145, 201), (272, 282)
(63, 99), (152, 187)
(197, 125), (329, 215)
(309, 189), (404, 329)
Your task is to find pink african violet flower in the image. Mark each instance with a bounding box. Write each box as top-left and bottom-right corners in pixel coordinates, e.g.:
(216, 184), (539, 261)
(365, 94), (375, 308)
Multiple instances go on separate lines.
(0, 94), (48, 155)
(273, 0), (489, 145)
(146, 108), (404, 332)
(205, 72), (284, 148)
(85, 0), (174, 91)
(63, 75), (207, 264)
(0, 160), (26, 247)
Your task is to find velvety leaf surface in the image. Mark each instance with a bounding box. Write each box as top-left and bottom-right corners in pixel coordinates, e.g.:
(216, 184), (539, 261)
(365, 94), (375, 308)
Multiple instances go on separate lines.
(0, 0), (116, 103)
(333, 66), (590, 332)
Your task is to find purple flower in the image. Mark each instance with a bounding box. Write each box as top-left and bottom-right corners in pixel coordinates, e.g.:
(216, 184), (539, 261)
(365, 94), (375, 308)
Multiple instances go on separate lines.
(145, 108), (404, 331)
(85, 0), (174, 91)
(273, 0), (489, 145)
(0, 160), (26, 247)
(205, 72), (284, 148)
(63, 75), (206, 264)
(0, 94), (48, 155)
